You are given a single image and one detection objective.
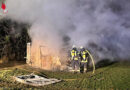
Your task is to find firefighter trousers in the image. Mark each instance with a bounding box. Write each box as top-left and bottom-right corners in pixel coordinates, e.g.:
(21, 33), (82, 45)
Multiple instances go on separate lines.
(80, 62), (88, 72)
(71, 60), (80, 71)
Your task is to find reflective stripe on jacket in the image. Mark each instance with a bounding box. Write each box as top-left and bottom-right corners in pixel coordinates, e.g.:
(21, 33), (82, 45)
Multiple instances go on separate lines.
(81, 50), (88, 62)
(71, 49), (78, 60)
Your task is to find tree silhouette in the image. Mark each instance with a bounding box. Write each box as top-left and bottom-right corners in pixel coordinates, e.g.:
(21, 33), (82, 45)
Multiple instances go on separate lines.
(0, 18), (31, 62)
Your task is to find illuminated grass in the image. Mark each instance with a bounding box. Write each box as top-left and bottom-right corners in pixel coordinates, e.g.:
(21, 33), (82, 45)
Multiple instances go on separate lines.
(0, 61), (129, 89)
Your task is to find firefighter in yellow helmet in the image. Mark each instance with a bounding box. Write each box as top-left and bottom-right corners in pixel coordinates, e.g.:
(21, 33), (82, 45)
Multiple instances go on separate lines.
(79, 46), (89, 73)
(70, 45), (80, 72)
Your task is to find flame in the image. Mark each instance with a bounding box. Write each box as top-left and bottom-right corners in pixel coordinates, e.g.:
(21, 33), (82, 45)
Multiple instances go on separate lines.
(29, 42), (62, 70)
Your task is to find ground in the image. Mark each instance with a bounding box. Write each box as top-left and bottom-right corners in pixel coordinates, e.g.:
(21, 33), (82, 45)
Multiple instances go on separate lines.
(0, 61), (129, 90)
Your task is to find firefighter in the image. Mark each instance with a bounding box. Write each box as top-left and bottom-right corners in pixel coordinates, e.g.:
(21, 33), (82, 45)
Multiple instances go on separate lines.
(79, 46), (89, 73)
(70, 45), (80, 72)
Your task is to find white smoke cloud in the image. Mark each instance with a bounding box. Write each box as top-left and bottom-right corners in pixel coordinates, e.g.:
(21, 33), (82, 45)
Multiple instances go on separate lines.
(6, 0), (75, 53)
(5, 0), (130, 61)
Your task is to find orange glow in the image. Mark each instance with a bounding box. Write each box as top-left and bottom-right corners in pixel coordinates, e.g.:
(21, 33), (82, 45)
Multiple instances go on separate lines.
(29, 42), (62, 70)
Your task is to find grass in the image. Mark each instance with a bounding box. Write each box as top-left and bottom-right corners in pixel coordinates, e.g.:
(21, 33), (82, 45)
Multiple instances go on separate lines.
(0, 61), (129, 89)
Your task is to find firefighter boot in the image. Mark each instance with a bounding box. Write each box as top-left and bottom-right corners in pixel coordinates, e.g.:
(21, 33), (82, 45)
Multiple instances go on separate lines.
(84, 68), (87, 73)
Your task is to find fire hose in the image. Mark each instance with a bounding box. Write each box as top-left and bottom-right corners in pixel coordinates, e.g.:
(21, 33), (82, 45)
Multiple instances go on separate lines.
(70, 50), (95, 74)
(86, 50), (95, 74)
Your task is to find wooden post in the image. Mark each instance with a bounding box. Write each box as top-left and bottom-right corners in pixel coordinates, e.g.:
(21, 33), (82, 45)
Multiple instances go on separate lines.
(26, 43), (31, 65)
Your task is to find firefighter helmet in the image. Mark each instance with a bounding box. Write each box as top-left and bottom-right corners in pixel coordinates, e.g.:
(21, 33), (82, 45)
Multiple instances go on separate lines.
(72, 45), (76, 48)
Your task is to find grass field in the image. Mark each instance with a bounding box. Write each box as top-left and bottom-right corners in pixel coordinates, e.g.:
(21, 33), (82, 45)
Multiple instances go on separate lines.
(0, 61), (129, 90)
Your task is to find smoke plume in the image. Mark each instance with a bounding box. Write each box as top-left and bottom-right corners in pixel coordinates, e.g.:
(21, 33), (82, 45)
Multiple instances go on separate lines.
(5, 0), (130, 61)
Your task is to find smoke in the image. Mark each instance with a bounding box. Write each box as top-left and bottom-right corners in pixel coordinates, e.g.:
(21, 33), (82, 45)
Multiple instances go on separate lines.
(5, 0), (130, 61)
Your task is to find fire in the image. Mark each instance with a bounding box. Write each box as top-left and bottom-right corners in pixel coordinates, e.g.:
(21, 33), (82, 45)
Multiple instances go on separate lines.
(26, 42), (62, 70)
(41, 56), (61, 70)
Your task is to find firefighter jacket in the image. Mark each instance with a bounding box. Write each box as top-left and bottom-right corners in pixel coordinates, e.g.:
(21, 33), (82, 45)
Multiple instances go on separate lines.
(80, 50), (89, 63)
(70, 48), (79, 60)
